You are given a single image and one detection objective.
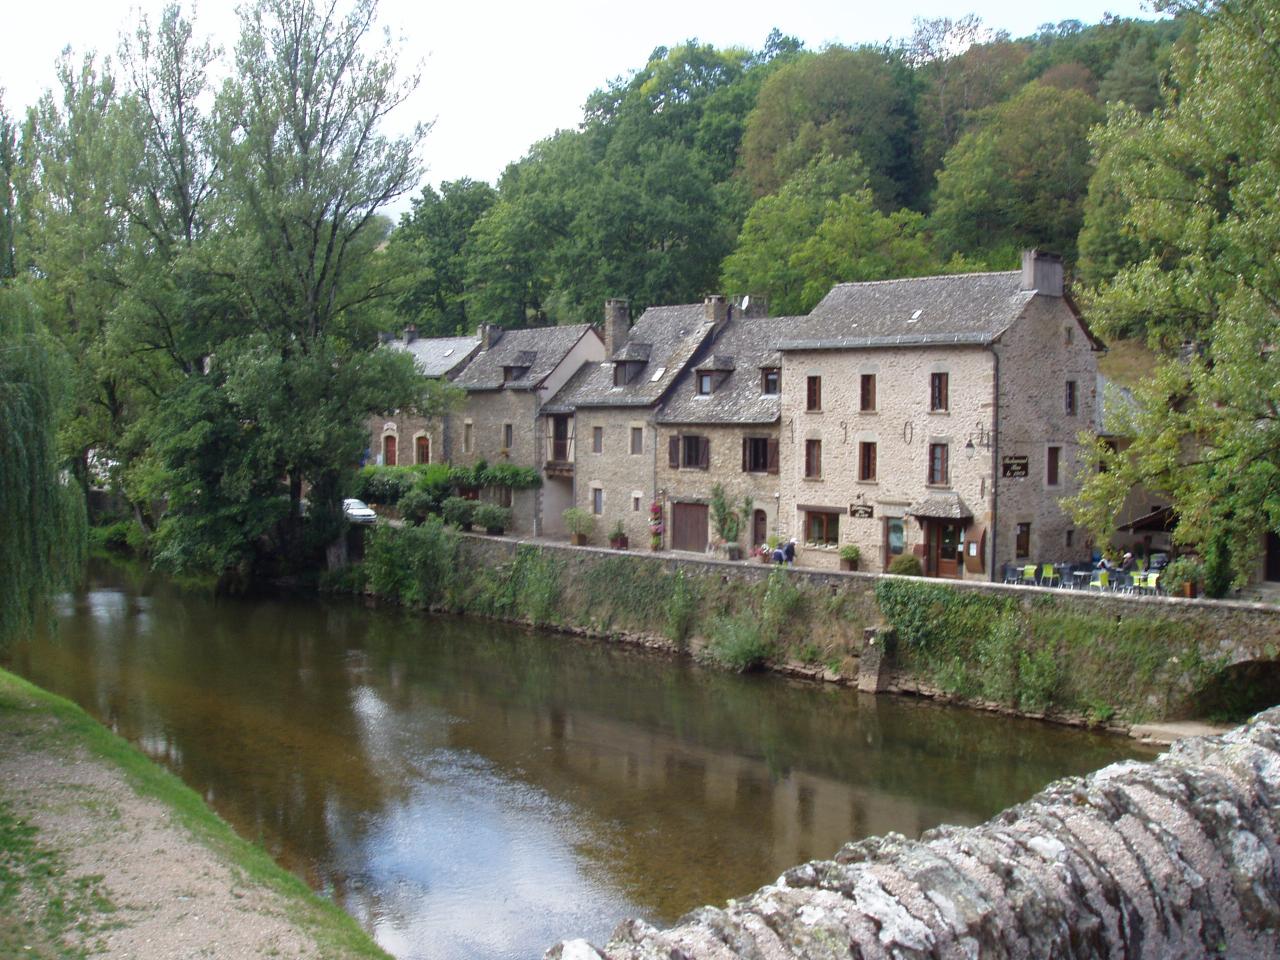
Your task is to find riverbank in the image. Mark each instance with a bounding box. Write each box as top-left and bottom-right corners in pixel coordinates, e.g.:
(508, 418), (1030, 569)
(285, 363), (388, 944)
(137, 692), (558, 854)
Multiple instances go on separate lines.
(0, 667), (390, 960)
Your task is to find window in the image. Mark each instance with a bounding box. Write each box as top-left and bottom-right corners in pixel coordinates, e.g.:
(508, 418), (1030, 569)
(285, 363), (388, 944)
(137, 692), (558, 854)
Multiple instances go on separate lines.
(1065, 380), (1078, 416)
(633, 495), (641, 512)
(1066, 528), (1074, 549)
(1047, 445), (1062, 486)
(463, 422), (473, 454)
(805, 510), (839, 546)
(885, 517), (905, 559)
(928, 443), (949, 485)
(761, 368), (780, 395)
(592, 426), (603, 453)
(806, 375), (822, 411)
(630, 427), (643, 455)
(697, 372), (714, 395)
(804, 439), (822, 479)
(930, 372), (949, 412)
(503, 423), (513, 450)
(494, 486), (513, 508)
(859, 441), (877, 481)
(614, 361), (643, 386)
(742, 437), (777, 474)
(592, 488), (604, 515)
(383, 434), (397, 467)
(1015, 522), (1031, 559)
(669, 434), (710, 470)
(503, 365), (529, 382)
(860, 374), (876, 412)
(415, 435), (429, 464)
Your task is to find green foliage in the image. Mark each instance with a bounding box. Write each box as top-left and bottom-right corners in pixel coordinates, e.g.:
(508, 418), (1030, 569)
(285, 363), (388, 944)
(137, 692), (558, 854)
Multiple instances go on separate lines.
(476, 463), (542, 490)
(561, 507), (595, 538)
(708, 484), (753, 544)
(703, 612), (774, 672)
(316, 562), (368, 595)
(887, 554), (924, 576)
(1163, 556), (1203, 591)
(839, 544), (861, 564)
(363, 520), (459, 607)
(760, 568), (804, 640)
(441, 497), (476, 529)
(664, 569), (699, 647)
(87, 520), (149, 557)
(354, 466), (422, 505)
(396, 487), (436, 525)
(472, 503), (511, 532)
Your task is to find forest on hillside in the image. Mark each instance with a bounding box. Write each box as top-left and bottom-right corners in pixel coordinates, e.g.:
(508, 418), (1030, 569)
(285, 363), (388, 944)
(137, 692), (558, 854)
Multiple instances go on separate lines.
(389, 13), (1186, 332)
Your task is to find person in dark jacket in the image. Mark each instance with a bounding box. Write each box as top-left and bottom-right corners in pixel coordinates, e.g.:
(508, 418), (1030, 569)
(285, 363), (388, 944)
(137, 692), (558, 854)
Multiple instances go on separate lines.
(782, 539), (796, 566)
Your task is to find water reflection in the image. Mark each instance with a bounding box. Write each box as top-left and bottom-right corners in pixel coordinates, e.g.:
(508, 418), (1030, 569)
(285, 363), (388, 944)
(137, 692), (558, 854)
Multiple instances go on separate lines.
(7, 563), (1153, 960)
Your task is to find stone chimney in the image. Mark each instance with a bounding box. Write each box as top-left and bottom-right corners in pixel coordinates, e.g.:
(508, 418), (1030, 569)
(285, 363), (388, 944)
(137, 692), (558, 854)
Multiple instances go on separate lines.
(703, 294), (728, 326)
(403, 324), (417, 344)
(603, 298), (630, 356)
(475, 323), (504, 350)
(733, 294), (769, 319)
(1021, 250), (1063, 297)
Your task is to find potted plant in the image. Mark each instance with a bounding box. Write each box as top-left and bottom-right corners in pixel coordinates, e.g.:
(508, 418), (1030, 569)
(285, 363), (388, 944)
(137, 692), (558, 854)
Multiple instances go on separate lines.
(839, 543), (861, 571)
(563, 507), (595, 546)
(1163, 556), (1203, 598)
(648, 500), (664, 551)
(473, 503), (511, 535)
(709, 484), (753, 561)
(608, 520), (628, 550)
(442, 496), (476, 531)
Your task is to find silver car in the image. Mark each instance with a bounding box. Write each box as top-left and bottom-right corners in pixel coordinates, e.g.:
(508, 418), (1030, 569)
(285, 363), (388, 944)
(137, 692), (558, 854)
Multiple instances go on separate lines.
(342, 498), (378, 525)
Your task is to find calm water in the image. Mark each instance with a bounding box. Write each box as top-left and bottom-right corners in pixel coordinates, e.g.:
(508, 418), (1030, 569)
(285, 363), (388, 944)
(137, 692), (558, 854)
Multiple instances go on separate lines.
(7, 563), (1151, 960)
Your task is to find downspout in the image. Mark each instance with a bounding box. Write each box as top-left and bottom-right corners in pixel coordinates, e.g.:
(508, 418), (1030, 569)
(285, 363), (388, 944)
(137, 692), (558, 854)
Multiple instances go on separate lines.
(988, 344), (1000, 582)
(651, 405), (660, 547)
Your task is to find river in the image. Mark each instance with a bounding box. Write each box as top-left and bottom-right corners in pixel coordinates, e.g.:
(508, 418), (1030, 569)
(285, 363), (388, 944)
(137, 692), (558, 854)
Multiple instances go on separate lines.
(6, 562), (1151, 960)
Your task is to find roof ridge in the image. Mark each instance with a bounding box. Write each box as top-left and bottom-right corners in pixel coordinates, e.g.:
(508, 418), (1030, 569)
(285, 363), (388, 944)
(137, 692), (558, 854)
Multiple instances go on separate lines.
(829, 270), (1020, 290)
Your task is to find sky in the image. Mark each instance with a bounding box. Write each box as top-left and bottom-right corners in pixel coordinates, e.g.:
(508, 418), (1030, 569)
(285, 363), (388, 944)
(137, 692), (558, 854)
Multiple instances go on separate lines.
(2, 0), (1162, 211)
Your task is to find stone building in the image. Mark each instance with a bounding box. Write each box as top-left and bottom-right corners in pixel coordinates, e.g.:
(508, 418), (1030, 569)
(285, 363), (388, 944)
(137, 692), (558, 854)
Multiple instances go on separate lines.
(369, 329), (481, 467)
(547, 297), (736, 547)
(448, 322), (604, 536)
(772, 251), (1102, 577)
(654, 313), (796, 554)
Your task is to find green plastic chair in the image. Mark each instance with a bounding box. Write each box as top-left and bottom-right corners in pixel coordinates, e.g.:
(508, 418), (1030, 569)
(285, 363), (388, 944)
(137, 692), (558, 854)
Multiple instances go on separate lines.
(1040, 563), (1060, 587)
(1021, 564), (1038, 586)
(1088, 569), (1110, 591)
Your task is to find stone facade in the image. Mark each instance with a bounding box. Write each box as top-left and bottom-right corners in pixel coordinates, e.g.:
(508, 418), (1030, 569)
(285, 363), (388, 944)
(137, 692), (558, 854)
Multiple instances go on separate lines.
(571, 408), (658, 547)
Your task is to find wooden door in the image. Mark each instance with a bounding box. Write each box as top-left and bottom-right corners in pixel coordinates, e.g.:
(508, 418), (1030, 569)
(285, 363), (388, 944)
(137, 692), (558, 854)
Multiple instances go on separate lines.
(927, 521), (962, 578)
(415, 435), (430, 464)
(383, 434), (397, 467)
(671, 503), (709, 553)
(752, 509), (767, 546)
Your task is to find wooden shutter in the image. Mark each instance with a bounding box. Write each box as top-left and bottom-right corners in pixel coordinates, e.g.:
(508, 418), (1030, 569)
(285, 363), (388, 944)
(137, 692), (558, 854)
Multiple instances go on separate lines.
(669, 435), (680, 468)
(698, 437), (710, 470)
(767, 439), (779, 474)
(741, 437), (749, 472)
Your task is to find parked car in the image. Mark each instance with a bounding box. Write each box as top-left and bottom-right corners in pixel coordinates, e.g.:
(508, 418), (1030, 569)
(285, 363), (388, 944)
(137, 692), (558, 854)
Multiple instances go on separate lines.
(343, 498), (377, 525)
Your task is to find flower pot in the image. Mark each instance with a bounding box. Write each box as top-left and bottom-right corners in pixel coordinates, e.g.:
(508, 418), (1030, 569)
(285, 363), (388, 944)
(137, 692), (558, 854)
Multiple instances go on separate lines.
(571, 533), (588, 546)
(725, 544), (742, 561)
(609, 536), (628, 550)
(840, 558), (859, 572)
(486, 526), (504, 536)
(1182, 580), (1196, 598)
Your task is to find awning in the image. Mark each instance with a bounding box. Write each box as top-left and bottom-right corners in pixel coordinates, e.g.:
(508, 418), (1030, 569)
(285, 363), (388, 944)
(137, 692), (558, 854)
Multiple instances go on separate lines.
(907, 493), (973, 521)
(1119, 505), (1177, 533)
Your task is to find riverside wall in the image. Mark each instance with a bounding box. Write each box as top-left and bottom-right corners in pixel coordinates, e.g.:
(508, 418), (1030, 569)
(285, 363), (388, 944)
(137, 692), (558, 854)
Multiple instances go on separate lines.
(548, 708), (1280, 960)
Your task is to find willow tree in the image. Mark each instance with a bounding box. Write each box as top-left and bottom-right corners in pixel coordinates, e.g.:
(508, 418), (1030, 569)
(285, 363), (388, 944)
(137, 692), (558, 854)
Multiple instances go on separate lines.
(0, 295), (85, 649)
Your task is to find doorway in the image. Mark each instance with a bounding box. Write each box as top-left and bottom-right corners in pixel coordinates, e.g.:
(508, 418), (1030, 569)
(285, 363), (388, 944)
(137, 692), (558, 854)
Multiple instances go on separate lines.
(924, 520), (963, 578)
(752, 509), (768, 546)
(671, 503), (709, 553)
(382, 433), (397, 467)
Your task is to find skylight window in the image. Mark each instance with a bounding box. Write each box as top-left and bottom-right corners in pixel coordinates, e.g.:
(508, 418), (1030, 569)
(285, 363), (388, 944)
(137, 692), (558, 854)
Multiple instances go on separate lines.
(909, 309), (923, 322)
(649, 366), (666, 383)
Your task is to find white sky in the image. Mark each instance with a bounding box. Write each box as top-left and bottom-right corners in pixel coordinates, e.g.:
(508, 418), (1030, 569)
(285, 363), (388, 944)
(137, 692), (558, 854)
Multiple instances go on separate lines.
(2, 0), (1160, 211)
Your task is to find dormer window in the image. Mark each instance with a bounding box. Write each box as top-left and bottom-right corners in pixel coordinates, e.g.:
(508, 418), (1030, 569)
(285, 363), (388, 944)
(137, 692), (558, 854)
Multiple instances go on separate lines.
(503, 365), (530, 382)
(697, 372), (715, 395)
(503, 350), (537, 383)
(614, 361), (645, 386)
(761, 368), (780, 395)
(695, 355), (734, 396)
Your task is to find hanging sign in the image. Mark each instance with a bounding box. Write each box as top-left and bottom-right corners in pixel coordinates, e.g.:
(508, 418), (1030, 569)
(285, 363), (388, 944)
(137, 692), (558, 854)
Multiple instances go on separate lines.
(1001, 455), (1029, 478)
(849, 503), (875, 519)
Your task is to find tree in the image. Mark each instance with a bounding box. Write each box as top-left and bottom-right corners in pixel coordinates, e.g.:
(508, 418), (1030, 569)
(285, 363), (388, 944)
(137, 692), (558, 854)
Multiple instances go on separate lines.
(1068, 0), (1280, 586)
(929, 81), (1103, 263)
(741, 46), (918, 209)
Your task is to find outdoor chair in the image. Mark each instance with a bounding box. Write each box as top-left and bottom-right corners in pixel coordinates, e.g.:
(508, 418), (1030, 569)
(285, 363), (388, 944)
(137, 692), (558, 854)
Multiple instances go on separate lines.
(1088, 569), (1110, 591)
(1146, 571), (1162, 595)
(1020, 564), (1039, 586)
(1040, 563), (1061, 588)
(1002, 564), (1020, 584)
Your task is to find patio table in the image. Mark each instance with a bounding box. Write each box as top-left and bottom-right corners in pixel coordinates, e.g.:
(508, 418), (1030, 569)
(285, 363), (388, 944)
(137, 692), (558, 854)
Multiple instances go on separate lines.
(1071, 570), (1093, 589)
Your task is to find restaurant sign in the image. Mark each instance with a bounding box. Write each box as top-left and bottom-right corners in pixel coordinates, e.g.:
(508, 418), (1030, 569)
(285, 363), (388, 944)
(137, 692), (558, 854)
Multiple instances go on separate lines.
(849, 503), (875, 519)
(1001, 455), (1029, 478)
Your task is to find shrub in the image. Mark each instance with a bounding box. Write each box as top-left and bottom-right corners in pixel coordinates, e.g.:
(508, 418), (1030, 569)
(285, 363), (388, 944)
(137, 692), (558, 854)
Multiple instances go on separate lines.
(839, 543), (861, 564)
(888, 554), (924, 576)
(442, 497), (476, 528)
(562, 507), (595, 538)
(473, 503), (511, 532)
(664, 569), (698, 647)
(703, 612), (773, 672)
(760, 567), (803, 640)
(398, 487), (438, 525)
(479, 463), (542, 490)
(364, 519), (459, 606)
(353, 466), (421, 505)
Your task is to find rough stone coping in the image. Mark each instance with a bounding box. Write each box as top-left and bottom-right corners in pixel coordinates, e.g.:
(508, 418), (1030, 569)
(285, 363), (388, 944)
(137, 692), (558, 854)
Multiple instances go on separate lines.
(464, 533), (1279, 613)
(548, 709), (1280, 959)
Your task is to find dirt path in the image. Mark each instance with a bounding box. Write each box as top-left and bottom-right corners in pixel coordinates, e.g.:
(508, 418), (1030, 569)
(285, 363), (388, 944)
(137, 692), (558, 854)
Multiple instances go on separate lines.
(0, 672), (389, 960)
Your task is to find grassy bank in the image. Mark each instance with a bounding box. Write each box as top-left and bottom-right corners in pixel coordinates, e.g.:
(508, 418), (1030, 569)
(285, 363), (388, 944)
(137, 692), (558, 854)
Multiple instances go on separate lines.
(331, 522), (1253, 725)
(0, 667), (390, 960)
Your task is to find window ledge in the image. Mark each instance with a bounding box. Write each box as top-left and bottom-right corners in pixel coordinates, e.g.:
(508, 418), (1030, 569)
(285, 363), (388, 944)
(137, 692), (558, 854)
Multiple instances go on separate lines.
(859, 409), (879, 415)
(924, 482), (951, 490)
(856, 479), (879, 486)
(805, 408), (823, 414)
(803, 476), (824, 482)
(928, 409), (950, 416)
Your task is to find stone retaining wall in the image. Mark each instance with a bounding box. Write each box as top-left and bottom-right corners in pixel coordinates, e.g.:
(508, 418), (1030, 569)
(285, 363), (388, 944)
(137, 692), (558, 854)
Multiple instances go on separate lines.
(548, 709), (1280, 959)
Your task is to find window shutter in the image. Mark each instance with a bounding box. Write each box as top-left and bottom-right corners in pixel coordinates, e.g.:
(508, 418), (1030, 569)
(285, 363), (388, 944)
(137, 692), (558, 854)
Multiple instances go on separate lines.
(699, 437), (710, 470)
(741, 438), (749, 472)
(668, 435), (680, 469)
(767, 439), (779, 474)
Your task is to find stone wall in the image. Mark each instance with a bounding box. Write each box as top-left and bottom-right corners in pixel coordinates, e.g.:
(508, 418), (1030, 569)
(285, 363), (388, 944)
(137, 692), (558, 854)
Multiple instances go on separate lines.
(549, 708), (1280, 960)
(573, 408), (659, 547)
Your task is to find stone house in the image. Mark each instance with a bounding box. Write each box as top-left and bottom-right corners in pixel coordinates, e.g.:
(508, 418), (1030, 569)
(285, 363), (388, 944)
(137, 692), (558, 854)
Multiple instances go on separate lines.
(654, 313), (796, 554)
(546, 297), (735, 546)
(772, 251), (1102, 577)
(369, 329), (481, 467)
(448, 322), (604, 536)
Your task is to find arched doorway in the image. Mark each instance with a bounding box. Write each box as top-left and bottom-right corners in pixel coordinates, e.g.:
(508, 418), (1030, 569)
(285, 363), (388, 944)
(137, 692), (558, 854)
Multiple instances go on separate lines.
(382, 433), (397, 466)
(415, 435), (430, 465)
(752, 509), (768, 546)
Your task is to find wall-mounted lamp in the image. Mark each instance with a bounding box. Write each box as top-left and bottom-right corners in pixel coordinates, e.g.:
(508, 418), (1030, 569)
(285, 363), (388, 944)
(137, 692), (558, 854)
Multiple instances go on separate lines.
(964, 422), (992, 460)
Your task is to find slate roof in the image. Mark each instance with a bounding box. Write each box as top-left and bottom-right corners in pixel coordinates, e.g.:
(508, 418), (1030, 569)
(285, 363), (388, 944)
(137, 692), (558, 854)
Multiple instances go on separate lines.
(775, 271), (1036, 351)
(452, 324), (595, 391)
(657, 315), (800, 425)
(385, 334), (481, 379)
(555, 304), (718, 409)
(907, 492), (974, 520)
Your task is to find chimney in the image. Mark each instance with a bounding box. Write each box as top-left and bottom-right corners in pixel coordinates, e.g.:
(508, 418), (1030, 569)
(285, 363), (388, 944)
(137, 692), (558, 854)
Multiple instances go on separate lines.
(476, 323), (503, 350)
(703, 294), (728, 326)
(403, 324), (417, 344)
(603, 298), (630, 356)
(1021, 250), (1063, 297)
(732, 294), (769, 319)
